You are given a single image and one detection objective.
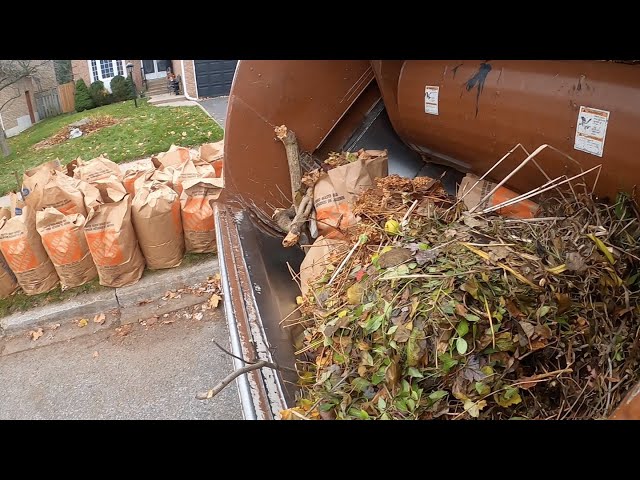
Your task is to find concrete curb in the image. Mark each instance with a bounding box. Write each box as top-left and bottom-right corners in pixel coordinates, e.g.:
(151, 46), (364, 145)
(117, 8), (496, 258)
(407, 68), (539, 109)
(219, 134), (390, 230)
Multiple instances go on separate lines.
(0, 257), (219, 337)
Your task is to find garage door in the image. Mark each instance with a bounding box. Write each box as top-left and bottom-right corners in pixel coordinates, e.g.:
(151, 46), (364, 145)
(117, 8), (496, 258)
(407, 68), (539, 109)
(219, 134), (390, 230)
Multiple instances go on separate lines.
(194, 60), (238, 98)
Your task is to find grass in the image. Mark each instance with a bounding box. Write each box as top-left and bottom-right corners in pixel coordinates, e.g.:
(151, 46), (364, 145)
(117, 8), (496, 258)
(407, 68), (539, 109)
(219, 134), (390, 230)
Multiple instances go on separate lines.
(0, 252), (218, 319)
(0, 98), (223, 195)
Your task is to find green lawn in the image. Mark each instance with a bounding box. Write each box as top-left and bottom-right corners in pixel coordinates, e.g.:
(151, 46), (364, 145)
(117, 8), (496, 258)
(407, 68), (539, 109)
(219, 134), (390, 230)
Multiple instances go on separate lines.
(0, 99), (223, 195)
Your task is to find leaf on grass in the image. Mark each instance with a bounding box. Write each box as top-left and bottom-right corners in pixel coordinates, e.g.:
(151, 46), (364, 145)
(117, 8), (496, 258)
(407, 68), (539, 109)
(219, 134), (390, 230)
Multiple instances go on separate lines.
(364, 314), (384, 334)
(407, 367), (424, 378)
(534, 323), (553, 340)
(465, 313), (481, 322)
(406, 327), (423, 367)
(29, 328), (44, 341)
(455, 303), (468, 317)
(495, 387), (522, 407)
(456, 337), (468, 355)
(505, 299), (523, 318)
(566, 252), (588, 273)
(460, 278), (479, 299)
(463, 399), (487, 418)
(347, 283), (365, 305)
(519, 321), (535, 339)
(546, 264), (567, 275)
(456, 319), (469, 337)
(438, 353), (458, 373)
(475, 382), (491, 396)
(93, 313), (106, 325)
(587, 234), (615, 265)
(352, 377), (371, 392)
(463, 355), (486, 382)
(428, 390), (448, 403)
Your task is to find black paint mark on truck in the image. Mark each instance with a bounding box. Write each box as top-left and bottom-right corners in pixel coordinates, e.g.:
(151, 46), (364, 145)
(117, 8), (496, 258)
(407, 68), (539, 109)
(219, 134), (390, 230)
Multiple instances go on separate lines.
(464, 62), (492, 118)
(451, 63), (463, 79)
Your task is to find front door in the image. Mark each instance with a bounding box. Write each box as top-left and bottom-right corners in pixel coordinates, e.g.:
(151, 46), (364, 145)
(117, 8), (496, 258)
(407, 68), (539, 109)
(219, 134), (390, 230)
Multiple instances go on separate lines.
(143, 60), (171, 80)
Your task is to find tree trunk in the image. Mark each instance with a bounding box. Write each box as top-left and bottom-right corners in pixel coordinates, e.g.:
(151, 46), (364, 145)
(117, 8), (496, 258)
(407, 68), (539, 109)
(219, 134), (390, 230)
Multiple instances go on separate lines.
(0, 129), (10, 157)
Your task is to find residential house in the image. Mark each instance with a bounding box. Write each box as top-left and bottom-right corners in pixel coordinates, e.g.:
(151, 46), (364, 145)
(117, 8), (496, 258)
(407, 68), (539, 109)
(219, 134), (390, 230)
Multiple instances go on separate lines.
(71, 60), (237, 100)
(0, 60), (58, 137)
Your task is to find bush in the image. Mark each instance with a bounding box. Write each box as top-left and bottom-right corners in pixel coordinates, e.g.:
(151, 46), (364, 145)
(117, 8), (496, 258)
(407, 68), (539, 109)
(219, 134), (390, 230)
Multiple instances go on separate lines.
(111, 75), (134, 102)
(89, 80), (110, 107)
(74, 79), (95, 112)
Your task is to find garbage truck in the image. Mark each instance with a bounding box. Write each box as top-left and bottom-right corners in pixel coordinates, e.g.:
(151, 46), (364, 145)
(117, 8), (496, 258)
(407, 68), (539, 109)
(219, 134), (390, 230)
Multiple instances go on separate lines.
(213, 60), (640, 419)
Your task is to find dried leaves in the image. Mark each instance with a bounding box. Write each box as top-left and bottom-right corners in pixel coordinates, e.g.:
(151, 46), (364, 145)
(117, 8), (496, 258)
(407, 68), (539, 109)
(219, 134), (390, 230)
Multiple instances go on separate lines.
(288, 175), (640, 420)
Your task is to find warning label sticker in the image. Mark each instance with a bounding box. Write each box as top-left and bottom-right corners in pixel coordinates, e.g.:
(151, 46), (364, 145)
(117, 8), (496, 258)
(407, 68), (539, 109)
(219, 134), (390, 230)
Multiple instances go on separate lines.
(424, 86), (439, 116)
(574, 106), (610, 157)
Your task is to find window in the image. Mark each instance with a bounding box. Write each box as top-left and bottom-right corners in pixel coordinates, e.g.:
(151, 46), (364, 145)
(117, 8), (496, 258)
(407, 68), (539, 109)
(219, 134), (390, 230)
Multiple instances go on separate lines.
(117, 61), (124, 76)
(99, 60), (115, 79)
(90, 61), (99, 83)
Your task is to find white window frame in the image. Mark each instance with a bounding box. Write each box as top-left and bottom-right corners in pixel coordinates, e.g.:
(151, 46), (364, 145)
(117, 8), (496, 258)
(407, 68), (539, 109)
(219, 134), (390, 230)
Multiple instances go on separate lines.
(87, 60), (127, 83)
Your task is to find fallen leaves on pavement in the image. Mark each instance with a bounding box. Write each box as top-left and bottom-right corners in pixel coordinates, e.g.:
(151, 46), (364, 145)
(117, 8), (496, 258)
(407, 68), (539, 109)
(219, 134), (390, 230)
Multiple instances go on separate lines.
(29, 328), (44, 341)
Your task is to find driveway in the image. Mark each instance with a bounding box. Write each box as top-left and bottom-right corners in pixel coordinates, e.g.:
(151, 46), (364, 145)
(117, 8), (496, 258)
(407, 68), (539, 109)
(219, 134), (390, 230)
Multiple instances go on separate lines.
(198, 97), (229, 129)
(0, 306), (242, 420)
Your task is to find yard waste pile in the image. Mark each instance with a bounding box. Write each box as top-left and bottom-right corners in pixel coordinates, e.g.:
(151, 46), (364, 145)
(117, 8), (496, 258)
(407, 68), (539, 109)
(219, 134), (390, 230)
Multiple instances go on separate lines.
(282, 149), (640, 420)
(0, 142), (224, 299)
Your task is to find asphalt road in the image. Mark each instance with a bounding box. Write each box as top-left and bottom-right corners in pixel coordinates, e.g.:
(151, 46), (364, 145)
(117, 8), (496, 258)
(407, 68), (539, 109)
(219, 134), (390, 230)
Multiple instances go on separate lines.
(0, 308), (243, 420)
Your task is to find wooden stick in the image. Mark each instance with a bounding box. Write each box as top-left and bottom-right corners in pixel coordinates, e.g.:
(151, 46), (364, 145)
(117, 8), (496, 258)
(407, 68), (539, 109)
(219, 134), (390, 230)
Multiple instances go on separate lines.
(275, 125), (301, 206)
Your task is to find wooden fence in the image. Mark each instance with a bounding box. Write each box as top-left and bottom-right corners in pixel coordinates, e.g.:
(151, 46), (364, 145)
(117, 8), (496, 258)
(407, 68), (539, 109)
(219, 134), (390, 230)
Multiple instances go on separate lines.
(58, 82), (75, 113)
(35, 88), (62, 120)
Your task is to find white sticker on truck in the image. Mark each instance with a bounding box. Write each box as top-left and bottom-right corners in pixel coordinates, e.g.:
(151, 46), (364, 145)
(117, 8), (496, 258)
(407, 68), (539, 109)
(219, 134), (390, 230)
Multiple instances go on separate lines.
(424, 86), (439, 115)
(574, 106), (610, 157)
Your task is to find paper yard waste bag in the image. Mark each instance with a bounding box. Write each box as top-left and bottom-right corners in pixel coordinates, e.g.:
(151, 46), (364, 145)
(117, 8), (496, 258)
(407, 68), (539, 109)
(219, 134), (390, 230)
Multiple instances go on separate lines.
(199, 141), (224, 178)
(180, 178), (224, 253)
(133, 166), (174, 193)
(0, 206), (19, 298)
(0, 207), (12, 221)
(153, 145), (192, 169)
(22, 159), (63, 201)
(299, 236), (347, 295)
(73, 155), (123, 184)
(132, 181), (185, 269)
(36, 209), (98, 288)
(84, 182), (145, 287)
(31, 171), (88, 216)
(9, 192), (25, 217)
(123, 163), (151, 197)
(172, 159), (216, 196)
(0, 249), (19, 299)
(315, 150), (388, 239)
(0, 207), (59, 295)
(457, 174), (539, 219)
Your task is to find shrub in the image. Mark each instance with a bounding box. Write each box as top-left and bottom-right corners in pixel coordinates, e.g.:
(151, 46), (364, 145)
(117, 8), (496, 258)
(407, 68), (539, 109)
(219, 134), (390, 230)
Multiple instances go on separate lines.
(74, 79), (95, 112)
(111, 75), (134, 102)
(89, 80), (110, 106)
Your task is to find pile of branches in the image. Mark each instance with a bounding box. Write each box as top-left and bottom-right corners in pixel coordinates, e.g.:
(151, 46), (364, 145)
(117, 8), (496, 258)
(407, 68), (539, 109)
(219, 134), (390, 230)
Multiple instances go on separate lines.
(285, 175), (640, 420)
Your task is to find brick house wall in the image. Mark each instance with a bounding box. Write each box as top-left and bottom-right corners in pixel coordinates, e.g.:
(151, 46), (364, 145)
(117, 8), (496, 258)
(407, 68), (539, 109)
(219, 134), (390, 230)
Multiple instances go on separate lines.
(172, 60), (198, 98)
(0, 60), (58, 137)
(71, 60), (144, 90)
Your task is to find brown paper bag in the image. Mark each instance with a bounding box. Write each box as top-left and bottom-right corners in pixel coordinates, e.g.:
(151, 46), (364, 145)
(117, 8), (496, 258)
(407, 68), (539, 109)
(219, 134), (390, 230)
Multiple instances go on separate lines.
(122, 163), (151, 197)
(132, 181), (185, 269)
(299, 236), (348, 295)
(134, 166), (175, 193)
(84, 183), (145, 287)
(0, 207), (59, 295)
(458, 174), (539, 219)
(199, 141), (224, 177)
(153, 145), (192, 169)
(0, 207), (12, 221)
(9, 192), (25, 217)
(73, 155), (123, 184)
(22, 159), (62, 198)
(315, 150), (388, 239)
(0, 250), (19, 299)
(32, 171), (88, 216)
(36, 209), (98, 288)
(180, 178), (223, 253)
(173, 159), (216, 196)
